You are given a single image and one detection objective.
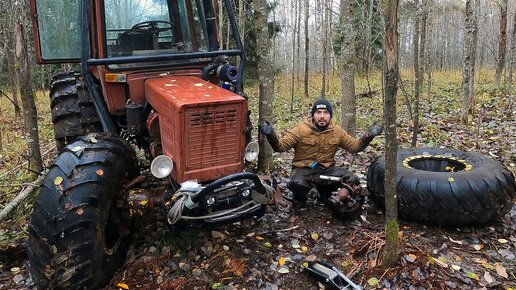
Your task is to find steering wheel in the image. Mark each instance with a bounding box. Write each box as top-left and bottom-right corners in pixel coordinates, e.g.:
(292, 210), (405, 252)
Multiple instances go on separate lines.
(130, 20), (173, 34)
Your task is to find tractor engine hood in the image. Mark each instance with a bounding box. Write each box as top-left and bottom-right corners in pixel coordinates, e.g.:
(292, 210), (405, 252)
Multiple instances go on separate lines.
(145, 76), (247, 183)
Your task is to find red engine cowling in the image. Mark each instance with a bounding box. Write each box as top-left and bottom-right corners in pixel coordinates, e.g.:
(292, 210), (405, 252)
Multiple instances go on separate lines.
(145, 76), (247, 183)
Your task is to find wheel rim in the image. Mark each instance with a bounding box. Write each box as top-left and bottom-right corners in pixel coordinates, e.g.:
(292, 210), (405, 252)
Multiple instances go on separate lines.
(402, 155), (473, 172)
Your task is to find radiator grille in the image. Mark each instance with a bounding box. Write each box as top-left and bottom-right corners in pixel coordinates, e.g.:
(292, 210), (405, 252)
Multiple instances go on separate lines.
(184, 105), (241, 170)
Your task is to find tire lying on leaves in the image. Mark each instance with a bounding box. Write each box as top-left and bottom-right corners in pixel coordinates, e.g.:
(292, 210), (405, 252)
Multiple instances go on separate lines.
(28, 134), (138, 289)
(367, 147), (516, 227)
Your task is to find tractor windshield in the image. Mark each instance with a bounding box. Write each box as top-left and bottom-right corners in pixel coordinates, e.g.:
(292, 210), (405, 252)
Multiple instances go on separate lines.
(104, 0), (210, 61)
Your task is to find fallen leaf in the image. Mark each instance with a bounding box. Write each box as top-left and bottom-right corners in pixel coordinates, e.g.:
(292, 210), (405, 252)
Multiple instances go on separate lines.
(433, 257), (448, 268)
(10, 267), (20, 274)
(497, 238), (508, 244)
(303, 262), (309, 267)
(341, 260), (350, 268)
(90, 136), (98, 143)
(448, 177), (454, 182)
(278, 257), (286, 266)
(405, 253), (417, 263)
(451, 265), (461, 271)
(278, 267), (289, 274)
(494, 263), (508, 278)
(255, 235), (264, 240)
(311, 233), (319, 240)
(484, 271), (495, 284)
(301, 246), (308, 252)
(305, 255), (317, 263)
(246, 232), (255, 238)
(473, 244), (483, 251)
(367, 277), (379, 286)
(71, 146), (82, 152)
(223, 245), (229, 251)
(263, 242), (272, 248)
(466, 271), (479, 280)
(448, 237), (463, 245)
(482, 262), (494, 270)
(117, 283), (129, 290)
(474, 258), (487, 264)
(54, 176), (63, 185)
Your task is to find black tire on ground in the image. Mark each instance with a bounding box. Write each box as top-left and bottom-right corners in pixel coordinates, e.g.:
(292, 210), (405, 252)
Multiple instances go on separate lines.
(28, 134), (138, 289)
(367, 147), (516, 227)
(50, 72), (102, 151)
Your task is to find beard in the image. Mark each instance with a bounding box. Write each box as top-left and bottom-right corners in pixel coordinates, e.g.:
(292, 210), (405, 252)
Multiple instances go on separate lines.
(313, 119), (329, 131)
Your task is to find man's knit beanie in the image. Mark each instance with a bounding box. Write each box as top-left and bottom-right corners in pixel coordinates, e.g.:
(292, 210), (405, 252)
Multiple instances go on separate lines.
(310, 99), (333, 118)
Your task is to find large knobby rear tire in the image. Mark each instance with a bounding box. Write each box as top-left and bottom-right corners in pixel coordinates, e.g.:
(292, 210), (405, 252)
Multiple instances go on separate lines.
(367, 147), (515, 227)
(50, 72), (102, 152)
(28, 134), (138, 289)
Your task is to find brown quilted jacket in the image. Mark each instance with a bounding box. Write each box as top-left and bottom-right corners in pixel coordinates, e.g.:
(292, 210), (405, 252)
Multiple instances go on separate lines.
(272, 117), (370, 169)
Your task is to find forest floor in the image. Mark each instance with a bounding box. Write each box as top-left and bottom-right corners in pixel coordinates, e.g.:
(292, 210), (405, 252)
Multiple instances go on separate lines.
(0, 71), (515, 289)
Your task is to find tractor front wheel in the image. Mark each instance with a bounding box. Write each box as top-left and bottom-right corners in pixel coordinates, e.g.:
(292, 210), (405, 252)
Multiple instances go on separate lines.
(28, 134), (138, 289)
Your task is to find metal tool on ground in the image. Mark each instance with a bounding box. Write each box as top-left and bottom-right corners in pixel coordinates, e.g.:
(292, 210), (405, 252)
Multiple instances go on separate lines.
(305, 260), (363, 290)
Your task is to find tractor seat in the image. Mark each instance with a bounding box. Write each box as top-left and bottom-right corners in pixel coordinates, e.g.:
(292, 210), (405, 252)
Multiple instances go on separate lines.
(117, 30), (155, 55)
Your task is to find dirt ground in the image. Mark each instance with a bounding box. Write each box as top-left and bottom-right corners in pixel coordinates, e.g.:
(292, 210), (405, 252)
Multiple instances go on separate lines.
(1, 183), (514, 290)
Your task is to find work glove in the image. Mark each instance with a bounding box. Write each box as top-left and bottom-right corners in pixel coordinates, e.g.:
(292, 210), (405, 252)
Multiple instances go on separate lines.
(259, 121), (274, 136)
(258, 121), (280, 151)
(366, 122), (384, 139)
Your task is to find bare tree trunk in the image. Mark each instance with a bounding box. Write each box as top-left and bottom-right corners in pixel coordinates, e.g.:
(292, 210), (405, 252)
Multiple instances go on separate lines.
(304, 0), (310, 99)
(6, 32), (21, 116)
(255, 0), (274, 172)
(507, 12), (516, 94)
(381, 0), (401, 269)
(218, 0), (223, 49)
(320, 0), (328, 98)
(494, 0), (508, 88)
(462, 0), (479, 123)
(290, 0), (299, 113)
(16, 21), (43, 177)
(296, 0), (302, 84)
(340, 0), (356, 136)
(411, 0), (421, 147)
(424, 0), (432, 100)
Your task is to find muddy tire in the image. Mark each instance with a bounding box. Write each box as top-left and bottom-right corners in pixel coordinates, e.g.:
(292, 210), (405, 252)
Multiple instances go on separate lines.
(367, 147), (516, 226)
(28, 134), (138, 289)
(50, 72), (102, 151)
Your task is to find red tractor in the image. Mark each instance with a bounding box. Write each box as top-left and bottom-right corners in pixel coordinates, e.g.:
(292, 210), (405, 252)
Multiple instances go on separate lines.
(27, 1), (271, 289)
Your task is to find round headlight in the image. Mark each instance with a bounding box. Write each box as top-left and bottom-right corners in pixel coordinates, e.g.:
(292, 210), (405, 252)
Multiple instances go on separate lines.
(244, 141), (259, 162)
(150, 155), (174, 178)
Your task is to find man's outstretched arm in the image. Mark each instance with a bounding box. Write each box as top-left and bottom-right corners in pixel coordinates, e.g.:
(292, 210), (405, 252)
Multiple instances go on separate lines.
(340, 122), (384, 153)
(259, 121), (298, 152)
